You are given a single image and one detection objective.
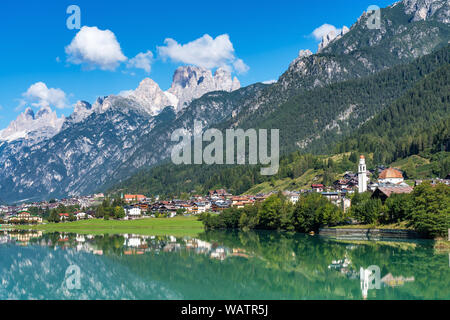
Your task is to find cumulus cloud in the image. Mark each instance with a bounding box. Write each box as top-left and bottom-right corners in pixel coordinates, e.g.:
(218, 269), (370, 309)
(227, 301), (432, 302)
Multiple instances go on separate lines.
(311, 24), (341, 41)
(127, 50), (153, 73)
(233, 59), (250, 74)
(118, 90), (134, 98)
(262, 80), (277, 85)
(157, 34), (249, 74)
(65, 26), (127, 71)
(20, 82), (69, 109)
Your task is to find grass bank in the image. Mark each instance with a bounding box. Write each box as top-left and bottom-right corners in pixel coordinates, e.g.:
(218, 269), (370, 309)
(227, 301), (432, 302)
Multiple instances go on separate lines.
(15, 216), (204, 236)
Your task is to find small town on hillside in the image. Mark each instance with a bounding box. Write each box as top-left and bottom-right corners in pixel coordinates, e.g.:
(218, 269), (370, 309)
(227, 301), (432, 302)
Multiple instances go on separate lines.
(1, 155), (449, 225)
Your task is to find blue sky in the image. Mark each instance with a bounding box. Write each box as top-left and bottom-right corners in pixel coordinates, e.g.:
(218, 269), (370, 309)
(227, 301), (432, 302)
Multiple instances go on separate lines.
(0, 0), (395, 129)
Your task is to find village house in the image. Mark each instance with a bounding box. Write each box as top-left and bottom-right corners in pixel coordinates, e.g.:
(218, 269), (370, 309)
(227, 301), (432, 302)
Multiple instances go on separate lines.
(372, 185), (414, 203)
(282, 191), (300, 204)
(75, 212), (93, 220)
(125, 207), (142, 220)
(211, 200), (232, 212)
(415, 178), (450, 187)
(7, 211), (42, 224)
(254, 193), (273, 203)
(192, 202), (207, 214)
(311, 184), (324, 193)
(208, 189), (231, 198)
(231, 196), (253, 207)
(124, 194), (147, 203)
(59, 213), (70, 221)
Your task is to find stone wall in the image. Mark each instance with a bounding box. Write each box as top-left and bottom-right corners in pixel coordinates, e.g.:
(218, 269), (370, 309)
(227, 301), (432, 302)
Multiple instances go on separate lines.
(319, 228), (424, 240)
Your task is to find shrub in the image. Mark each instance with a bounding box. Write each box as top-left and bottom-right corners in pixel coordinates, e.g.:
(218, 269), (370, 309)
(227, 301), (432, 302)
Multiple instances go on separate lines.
(407, 183), (450, 238)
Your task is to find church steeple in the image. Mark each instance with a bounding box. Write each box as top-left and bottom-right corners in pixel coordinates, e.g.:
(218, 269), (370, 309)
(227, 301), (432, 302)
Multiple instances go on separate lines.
(358, 155), (367, 193)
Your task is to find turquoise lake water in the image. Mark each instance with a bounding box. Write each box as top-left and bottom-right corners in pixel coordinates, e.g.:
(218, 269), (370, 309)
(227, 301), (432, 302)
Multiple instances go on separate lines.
(0, 230), (449, 300)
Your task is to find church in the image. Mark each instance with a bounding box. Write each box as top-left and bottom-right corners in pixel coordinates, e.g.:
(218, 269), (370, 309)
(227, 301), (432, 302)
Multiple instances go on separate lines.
(357, 155), (408, 193)
(378, 168), (405, 184)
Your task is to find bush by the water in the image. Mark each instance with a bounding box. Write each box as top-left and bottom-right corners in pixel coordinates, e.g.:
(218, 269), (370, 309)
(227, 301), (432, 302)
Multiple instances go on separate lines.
(349, 182), (449, 238)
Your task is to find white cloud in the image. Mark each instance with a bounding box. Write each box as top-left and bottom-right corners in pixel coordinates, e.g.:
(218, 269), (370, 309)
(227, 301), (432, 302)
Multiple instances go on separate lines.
(262, 80), (277, 85)
(118, 90), (134, 98)
(233, 59), (250, 74)
(20, 82), (69, 109)
(65, 26), (127, 71)
(312, 24), (341, 41)
(127, 50), (153, 73)
(157, 34), (249, 74)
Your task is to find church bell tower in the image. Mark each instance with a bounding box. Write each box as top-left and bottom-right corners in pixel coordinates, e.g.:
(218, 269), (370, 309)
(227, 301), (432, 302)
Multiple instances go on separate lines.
(358, 155), (367, 193)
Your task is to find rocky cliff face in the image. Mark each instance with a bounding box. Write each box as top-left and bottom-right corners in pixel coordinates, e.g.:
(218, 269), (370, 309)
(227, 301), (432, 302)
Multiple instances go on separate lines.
(403, 0), (449, 23)
(0, 82), (263, 202)
(167, 66), (240, 112)
(0, 106), (65, 144)
(318, 26), (349, 52)
(127, 78), (173, 116)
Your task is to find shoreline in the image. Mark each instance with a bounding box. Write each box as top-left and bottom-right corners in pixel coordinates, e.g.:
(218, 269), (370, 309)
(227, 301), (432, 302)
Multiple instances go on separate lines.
(319, 227), (424, 240)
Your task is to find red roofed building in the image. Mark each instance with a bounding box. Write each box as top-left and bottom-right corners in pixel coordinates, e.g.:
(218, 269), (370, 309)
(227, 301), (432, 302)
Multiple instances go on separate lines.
(378, 168), (404, 185)
(59, 213), (70, 221)
(124, 194), (147, 203)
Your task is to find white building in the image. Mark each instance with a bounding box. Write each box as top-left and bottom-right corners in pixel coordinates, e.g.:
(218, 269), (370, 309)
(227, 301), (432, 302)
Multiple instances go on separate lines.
(358, 155), (368, 193)
(378, 168), (404, 185)
(282, 191), (299, 204)
(126, 207), (142, 219)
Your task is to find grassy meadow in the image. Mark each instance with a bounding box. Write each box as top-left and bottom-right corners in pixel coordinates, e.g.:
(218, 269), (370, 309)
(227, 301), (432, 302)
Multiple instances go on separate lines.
(15, 216), (204, 236)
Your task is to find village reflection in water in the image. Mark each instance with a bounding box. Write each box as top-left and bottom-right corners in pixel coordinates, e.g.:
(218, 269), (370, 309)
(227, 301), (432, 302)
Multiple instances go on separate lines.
(0, 230), (251, 261)
(0, 229), (448, 300)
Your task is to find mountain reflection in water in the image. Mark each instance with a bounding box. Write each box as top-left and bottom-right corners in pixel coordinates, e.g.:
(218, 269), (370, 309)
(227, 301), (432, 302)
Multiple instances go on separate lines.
(0, 230), (449, 300)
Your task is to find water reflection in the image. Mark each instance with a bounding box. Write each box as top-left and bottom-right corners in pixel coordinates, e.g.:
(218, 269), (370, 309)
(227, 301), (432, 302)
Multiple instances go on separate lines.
(0, 230), (449, 300)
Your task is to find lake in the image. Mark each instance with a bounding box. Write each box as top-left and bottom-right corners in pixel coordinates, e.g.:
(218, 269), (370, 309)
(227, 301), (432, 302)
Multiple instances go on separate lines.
(0, 229), (449, 300)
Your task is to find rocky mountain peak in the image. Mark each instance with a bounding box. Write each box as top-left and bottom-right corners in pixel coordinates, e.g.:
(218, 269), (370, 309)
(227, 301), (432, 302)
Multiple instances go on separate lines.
(23, 107), (34, 121)
(0, 106), (65, 143)
(289, 49), (313, 68)
(128, 78), (173, 116)
(168, 66), (240, 112)
(68, 101), (93, 124)
(318, 26), (350, 52)
(402, 0), (449, 23)
(35, 105), (51, 119)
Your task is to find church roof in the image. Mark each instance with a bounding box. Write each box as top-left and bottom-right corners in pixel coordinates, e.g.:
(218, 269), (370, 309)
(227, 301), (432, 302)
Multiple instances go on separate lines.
(379, 168), (403, 179)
